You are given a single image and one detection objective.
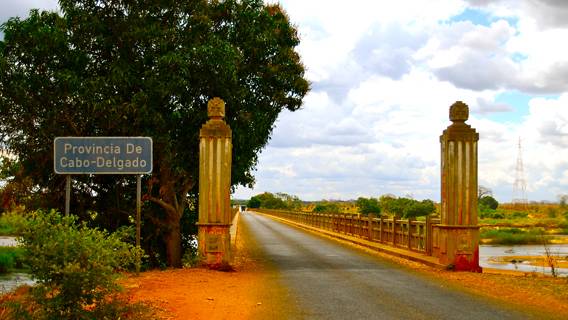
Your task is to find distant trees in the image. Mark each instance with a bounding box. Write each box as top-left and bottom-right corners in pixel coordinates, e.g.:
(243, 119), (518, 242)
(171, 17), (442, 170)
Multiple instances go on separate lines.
(378, 195), (436, 218)
(355, 197), (381, 215)
(246, 196), (261, 209)
(247, 192), (301, 210)
(312, 201), (340, 213)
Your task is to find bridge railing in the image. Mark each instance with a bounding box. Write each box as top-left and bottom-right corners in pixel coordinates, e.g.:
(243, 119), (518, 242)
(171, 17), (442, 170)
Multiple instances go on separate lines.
(251, 209), (440, 255)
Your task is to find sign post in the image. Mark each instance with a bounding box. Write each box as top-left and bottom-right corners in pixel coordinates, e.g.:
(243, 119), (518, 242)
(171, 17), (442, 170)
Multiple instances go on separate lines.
(54, 137), (153, 273)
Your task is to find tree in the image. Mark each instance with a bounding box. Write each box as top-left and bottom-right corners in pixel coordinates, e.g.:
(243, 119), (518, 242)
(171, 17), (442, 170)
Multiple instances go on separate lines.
(479, 196), (499, 210)
(0, 0), (309, 267)
(254, 192), (288, 209)
(378, 195), (435, 218)
(247, 196), (261, 209)
(355, 197), (381, 215)
(312, 201), (340, 213)
(478, 186), (493, 200)
(404, 199), (435, 218)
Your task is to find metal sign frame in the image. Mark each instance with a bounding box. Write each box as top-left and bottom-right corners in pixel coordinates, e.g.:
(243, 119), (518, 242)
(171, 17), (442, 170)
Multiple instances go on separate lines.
(53, 136), (152, 273)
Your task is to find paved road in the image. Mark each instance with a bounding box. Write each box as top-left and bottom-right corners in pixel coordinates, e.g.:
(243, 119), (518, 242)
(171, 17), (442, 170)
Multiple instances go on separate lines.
(242, 212), (534, 320)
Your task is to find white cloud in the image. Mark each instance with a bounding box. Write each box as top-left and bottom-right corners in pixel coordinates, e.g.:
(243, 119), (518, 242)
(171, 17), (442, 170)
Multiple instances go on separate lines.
(2, 0), (567, 202)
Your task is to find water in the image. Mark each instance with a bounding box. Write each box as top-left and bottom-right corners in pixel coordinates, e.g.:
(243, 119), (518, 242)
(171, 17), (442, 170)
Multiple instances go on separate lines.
(0, 236), (34, 294)
(0, 273), (35, 294)
(0, 236), (18, 247)
(480, 244), (568, 276)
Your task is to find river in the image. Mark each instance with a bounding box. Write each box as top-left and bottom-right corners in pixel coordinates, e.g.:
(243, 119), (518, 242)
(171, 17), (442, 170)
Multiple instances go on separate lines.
(480, 244), (568, 276)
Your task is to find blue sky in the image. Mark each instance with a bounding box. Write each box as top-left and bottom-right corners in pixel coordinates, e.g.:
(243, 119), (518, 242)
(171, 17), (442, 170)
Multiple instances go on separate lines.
(2, 0), (568, 202)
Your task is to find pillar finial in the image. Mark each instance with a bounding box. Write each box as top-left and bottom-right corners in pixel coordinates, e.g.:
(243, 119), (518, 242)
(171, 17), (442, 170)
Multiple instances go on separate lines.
(449, 101), (469, 123)
(208, 97), (225, 119)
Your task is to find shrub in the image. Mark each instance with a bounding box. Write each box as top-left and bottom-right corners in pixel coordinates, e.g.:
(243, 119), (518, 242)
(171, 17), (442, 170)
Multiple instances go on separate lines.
(312, 202), (340, 213)
(0, 253), (14, 273)
(0, 211), (29, 236)
(15, 210), (144, 319)
(511, 211), (528, 219)
(479, 211), (505, 219)
(480, 227), (542, 245)
(0, 247), (26, 273)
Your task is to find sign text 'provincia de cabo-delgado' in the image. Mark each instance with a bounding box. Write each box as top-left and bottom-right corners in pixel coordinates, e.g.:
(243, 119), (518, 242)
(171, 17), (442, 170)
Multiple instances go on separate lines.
(54, 137), (152, 174)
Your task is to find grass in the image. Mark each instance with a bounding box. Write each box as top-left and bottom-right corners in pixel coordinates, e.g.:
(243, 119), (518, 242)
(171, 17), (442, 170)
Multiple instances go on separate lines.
(480, 227), (546, 245)
(0, 247), (26, 274)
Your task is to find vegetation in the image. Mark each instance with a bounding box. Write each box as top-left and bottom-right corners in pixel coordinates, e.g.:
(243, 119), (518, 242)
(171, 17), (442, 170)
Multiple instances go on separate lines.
(480, 227), (544, 245)
(312, 202), (341, 213)
(2, 210), (148, 319)
(248, 192), (302, 210)
(0, 0), (308, 267)
(379, 195), (436, 218)
(0, 211), (29, 236)
(479, 195), (499, 211)
(0, 247), (25, 274)
(355, 197), (381, 215)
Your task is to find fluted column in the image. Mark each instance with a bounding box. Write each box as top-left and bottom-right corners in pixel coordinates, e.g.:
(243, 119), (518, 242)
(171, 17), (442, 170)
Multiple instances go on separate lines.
(198, 97), (232, 267)
(438, 101), (481, 272)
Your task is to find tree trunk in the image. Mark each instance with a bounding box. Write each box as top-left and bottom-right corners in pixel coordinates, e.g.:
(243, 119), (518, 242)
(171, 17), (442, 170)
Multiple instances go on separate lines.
(164, 214), (182, 268)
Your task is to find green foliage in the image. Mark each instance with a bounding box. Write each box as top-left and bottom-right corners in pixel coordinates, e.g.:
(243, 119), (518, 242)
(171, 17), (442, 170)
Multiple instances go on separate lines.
(0, 0), (308, 267)
(312, 202), (340, 213)
(479, 196), (499, 211)
(17, 210), (143, 319)
(0, 211), (29, 236)
(247, 196), (261, 209)
(480, 227), (543, 245)
(479, 210), (505, 219)
(355, 197), (381, 215)
(546, 207), (558, 218)
(251, 192), (301, 210)
(379, 195), (435, 218)
(511, 211), (528, 219)
(0, 247), (26, 273)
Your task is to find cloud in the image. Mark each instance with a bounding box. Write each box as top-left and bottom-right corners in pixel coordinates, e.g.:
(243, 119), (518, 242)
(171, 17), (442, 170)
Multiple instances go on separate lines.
(472, 97), (514, 114)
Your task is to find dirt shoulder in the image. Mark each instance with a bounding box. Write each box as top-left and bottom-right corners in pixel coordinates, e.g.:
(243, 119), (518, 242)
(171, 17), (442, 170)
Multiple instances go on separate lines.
(124, 213), (568, 319)
(122, 216), (299, 320)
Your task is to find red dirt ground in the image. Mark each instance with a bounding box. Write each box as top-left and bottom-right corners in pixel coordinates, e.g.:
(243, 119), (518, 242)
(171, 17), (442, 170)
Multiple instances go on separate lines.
(122, 215), (568, 319)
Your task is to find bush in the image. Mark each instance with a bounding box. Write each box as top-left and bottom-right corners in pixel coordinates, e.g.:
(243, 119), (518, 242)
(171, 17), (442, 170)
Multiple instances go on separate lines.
(312, 202), (340, 213)
(479, 211), (505, 219)
(15, 210), (144, 319)
(480, 227), (542, 245)
(0, 247), (26, 273)
(511, 211), (528, 219)
(0, 211), (29, 236)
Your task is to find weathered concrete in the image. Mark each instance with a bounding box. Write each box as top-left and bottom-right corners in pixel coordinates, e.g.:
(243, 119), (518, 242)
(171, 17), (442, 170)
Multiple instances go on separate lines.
(198, 97), (233, 267)
(437, 101), (481, 272)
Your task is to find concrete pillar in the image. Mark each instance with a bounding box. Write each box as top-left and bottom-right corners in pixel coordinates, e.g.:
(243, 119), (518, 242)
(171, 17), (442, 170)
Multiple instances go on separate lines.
(439, 101), (481, 272)
(198, 97), (232, 268)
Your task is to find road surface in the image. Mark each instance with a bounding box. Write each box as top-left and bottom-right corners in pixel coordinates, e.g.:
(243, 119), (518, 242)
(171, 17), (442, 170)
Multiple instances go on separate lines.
(242, 211), (534, 320)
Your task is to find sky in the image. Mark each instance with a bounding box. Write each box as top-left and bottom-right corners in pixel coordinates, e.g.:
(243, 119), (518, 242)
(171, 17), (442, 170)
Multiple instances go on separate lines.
(2, 0), (568, 203)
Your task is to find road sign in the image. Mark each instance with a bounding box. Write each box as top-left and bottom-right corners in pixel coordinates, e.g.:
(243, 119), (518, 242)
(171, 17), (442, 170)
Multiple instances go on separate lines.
(54, 137), (152, 174)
